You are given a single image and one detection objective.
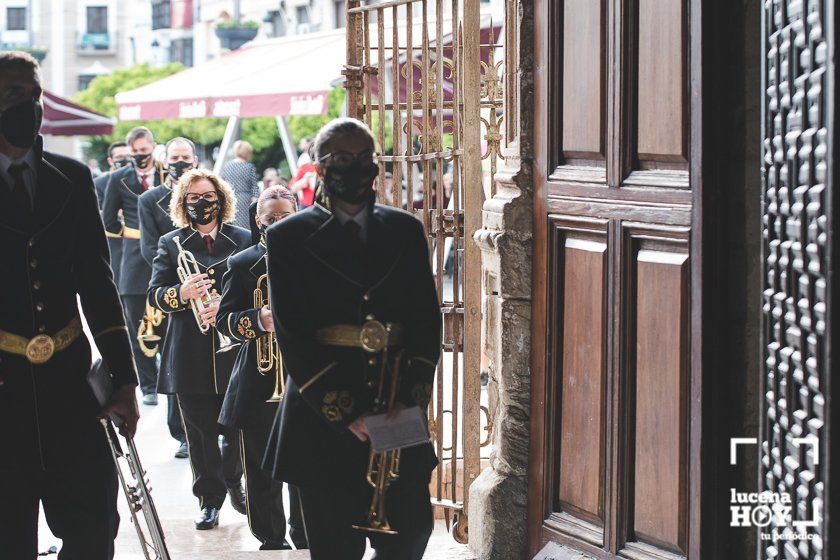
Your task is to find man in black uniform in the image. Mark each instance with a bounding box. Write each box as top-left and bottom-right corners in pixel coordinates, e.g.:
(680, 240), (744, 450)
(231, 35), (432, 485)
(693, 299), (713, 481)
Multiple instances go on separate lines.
(217, 185), (308, 550)
(138, 136), (196, 458)
(102, 126), (163, 406)
(93, 141), (131, 287)
(0, 51), (139, 559)
(263, 118), (441, 560)
(148, 168), (249, 529)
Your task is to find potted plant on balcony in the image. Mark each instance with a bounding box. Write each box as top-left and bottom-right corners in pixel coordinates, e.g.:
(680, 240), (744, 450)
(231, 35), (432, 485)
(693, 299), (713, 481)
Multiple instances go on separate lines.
(22, 47), (48, 63)
(215, 19), (259, 50)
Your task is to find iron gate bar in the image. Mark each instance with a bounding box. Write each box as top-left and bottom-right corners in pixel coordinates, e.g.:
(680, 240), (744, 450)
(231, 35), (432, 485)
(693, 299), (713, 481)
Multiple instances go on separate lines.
(344, 0), (485, 543)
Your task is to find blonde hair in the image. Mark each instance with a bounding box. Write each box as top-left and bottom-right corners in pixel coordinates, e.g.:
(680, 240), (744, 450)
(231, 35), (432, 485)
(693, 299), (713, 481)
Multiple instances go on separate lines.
(169, 168), (237, 228)
(233, 140), (253, 159)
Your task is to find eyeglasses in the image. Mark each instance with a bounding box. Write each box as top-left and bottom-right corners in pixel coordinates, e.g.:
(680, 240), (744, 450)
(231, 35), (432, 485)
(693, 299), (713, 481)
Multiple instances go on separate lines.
(185, 191), (219, 204)
(260, 212), (293, 225)
(317, 149), (377, 167)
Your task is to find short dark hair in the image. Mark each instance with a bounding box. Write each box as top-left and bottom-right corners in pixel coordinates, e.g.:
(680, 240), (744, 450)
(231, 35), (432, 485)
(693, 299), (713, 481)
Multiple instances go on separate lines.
(107, 141), (127, 158)
(126, 126), (154, 146)
(313, 118), (376, 161)
(0, 51), (41, 77)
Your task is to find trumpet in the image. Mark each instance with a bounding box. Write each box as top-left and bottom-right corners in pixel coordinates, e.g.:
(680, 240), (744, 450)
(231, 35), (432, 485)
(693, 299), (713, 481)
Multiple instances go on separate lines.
(254, 273), (284, 402)
(101, 418), (171, 560)
(352, 349), (404, 535)
(137, 304), (164, 357)
(173, 235), (239, 352)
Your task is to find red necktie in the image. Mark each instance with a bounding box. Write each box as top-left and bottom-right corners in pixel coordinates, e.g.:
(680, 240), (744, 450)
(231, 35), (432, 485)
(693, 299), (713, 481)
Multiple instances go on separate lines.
(203, 234), (215, 257)
(140, 173), (150, 191)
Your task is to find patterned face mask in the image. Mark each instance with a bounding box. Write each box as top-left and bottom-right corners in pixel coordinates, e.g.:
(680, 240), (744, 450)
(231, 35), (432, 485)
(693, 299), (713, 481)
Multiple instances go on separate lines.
(186, 198), (220, 226)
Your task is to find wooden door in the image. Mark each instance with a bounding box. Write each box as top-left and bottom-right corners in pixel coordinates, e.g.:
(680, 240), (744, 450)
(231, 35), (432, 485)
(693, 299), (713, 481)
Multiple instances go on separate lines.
(529, 1), (701, 558)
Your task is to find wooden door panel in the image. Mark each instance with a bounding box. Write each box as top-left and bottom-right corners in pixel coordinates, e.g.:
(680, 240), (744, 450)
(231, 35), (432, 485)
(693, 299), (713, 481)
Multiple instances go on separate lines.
(556, 236), (608, 524)
(531, 0), (699, 557)
(636, 0), (688, 164)
(561, 0), (606, 160)
(629, 242), (689, 554)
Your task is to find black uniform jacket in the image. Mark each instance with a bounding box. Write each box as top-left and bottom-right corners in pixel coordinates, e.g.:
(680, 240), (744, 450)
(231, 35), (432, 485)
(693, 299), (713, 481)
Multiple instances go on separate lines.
(217, 242), (276, 430)
(147, 223), (251, 395)
(101, 165), (163, 295)
(94, 171), (124, 285)
(138, 179), (175, 266)
(0, 140), (138, 472)
(263, 203), (441, 489)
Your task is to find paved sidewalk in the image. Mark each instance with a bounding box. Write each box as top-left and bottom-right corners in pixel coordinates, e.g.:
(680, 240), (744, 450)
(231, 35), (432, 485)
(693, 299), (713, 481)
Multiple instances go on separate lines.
(37, 388), (475, 559)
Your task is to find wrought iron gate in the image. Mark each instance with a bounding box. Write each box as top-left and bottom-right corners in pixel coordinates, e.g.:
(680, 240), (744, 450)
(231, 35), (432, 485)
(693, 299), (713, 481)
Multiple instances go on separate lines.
(760, 0), (835, 557)
(344, 0), (497, 542)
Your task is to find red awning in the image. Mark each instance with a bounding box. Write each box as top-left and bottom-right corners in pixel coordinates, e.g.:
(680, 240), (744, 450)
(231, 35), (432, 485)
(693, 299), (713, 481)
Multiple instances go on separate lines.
(42, 90), (115, 136)
(115, 30), (347, 122)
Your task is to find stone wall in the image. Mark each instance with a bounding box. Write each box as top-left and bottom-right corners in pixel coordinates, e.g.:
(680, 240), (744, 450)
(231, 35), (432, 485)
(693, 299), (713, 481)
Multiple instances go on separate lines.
(468, 0), (534, 558)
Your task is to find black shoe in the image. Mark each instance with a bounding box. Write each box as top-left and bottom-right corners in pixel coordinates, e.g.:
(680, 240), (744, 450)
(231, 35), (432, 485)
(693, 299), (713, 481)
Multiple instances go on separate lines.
(259, 541), (293, 550)
(174, 441), (188, 459)
(227, 483), (247, 515)
(142, 393), (158, 406)
(194, 506), (220, 530)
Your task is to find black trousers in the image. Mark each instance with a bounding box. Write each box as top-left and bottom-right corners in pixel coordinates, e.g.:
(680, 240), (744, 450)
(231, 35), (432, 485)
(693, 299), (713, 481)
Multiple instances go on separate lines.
(121, 294), (158, 396)
(0, 461), (119, 560)
(178, 393), (243, 508)
(297, 479), (433, 560)
(240, 403), (307, 548)
(167, 394), (186, 443)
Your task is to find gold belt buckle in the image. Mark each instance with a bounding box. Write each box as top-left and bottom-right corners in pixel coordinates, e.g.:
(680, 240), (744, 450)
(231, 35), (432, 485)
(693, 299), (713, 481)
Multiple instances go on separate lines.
(359, 321), (389, 353)
(26, 334), (56, 364)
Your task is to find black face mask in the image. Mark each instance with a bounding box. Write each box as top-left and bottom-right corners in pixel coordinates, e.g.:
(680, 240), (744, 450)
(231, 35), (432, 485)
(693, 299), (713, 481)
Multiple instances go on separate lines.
(132, 153), (152, 169)
(168, 161), (193, 182)
(322, 161), (379, 204)
(186, 198), (220, 226)
(0, 99), (43, 149)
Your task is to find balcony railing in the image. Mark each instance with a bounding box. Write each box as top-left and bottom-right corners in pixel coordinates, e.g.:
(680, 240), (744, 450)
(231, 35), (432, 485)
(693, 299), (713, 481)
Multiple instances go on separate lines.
(77, 31), (116, 54)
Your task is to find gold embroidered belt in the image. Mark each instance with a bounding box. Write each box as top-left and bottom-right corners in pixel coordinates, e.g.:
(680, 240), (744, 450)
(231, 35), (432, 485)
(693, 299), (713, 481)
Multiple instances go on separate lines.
(314, 321), (403, 354)
(122, 226), (141, 239)
(0, 316), (83, 364)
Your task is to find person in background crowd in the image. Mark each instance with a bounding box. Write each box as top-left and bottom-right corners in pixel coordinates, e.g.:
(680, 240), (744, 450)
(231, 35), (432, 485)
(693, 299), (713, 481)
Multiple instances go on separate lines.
(260, 167), (279, 191)
(0, 50), (139, 560)
(248, 178), (287, 245)
(288, 143), (317, 208)
(138, 136), (199, 460)
(296, 137), (313, 167)
(217, 185), (309, 551)
(102, 126), (165, 406)
(263, 118), (441, 560)
(148, 168), (249, 530)
(88, 158), (103, 178)
(221, 140), (260, 230)
(94, 141), (132, 288)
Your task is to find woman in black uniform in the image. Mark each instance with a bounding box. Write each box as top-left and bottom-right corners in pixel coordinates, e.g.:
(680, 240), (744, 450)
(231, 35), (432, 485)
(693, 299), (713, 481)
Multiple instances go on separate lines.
(147, 168), (251, 530)
(217, 185), (308, 550)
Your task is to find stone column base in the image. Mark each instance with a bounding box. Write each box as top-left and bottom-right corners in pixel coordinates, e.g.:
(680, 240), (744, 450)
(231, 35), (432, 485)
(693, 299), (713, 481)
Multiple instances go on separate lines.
(469, 468), (528, 559)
